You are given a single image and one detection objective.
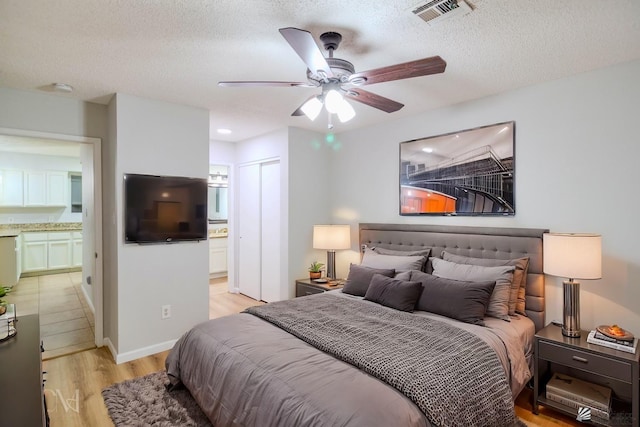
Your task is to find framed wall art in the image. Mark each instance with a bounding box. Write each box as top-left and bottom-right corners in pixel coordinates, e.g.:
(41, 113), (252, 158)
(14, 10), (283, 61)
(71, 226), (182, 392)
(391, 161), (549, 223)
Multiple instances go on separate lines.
(399, 121), (515, 216)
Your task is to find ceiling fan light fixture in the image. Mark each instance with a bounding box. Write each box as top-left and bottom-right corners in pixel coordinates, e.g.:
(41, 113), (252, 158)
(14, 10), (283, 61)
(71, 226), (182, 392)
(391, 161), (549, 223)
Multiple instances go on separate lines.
(301, 96), (323, 121)
(337, 100), (356, 123)
(324, 90), (344, 114)
(348, 76), (367, 86)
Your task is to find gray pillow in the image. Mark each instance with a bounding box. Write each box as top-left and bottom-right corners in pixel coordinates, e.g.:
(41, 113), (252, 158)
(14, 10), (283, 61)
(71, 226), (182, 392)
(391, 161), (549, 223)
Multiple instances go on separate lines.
(361, 248), (426, 272)
(441, 251), (530, 316)
(342, 264), (395, 297)
(431, 257), (515, 321)
(373, 247), (432, 257)
(374, 247), (431, 272)
(364, 274), (423, 312)
(407, 270), (495, 326)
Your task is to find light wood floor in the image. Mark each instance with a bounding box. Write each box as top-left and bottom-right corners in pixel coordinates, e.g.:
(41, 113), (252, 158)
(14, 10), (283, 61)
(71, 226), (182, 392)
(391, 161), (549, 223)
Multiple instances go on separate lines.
(7, 271), (96, 359)
(44, 279), (579, 427)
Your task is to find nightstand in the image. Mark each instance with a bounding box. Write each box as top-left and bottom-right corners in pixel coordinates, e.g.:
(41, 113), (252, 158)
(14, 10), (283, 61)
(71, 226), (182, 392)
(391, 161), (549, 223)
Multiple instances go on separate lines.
(295, 278), (344, 297)
(533, 323), (639, 426)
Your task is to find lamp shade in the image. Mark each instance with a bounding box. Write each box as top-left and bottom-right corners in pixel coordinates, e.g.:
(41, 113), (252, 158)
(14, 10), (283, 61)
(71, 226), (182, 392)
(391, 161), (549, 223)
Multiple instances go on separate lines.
(313, 225), (351, 250)
(543, 233), (602, 280)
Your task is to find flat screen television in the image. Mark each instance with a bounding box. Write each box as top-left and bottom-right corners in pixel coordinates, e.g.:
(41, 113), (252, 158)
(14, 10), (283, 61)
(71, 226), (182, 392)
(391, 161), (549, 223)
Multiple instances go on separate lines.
(124, 173), (208, 244)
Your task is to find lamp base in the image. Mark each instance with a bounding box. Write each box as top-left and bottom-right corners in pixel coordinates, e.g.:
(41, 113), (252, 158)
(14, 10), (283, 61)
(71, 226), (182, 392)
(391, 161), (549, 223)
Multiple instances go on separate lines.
(562, 327), (581, 338)
(326, 250), (336, 280)
(562, 279), (581, 338)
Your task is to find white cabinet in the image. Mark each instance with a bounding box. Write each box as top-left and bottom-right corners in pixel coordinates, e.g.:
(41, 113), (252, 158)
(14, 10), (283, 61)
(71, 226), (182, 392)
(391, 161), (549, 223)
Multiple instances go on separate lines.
(24, 171), (47, 206)
(22, 232), (48, 272)
(0, 235), (21, 287)
(46, 171), (68, 206)
(209, 237), (228, 275)
(22, 231), (81, 273)
(47, 232), (72, 269)
(0, 170), (25, 206)
(72, 231), (82, 267)
(23, 170), (67, 207)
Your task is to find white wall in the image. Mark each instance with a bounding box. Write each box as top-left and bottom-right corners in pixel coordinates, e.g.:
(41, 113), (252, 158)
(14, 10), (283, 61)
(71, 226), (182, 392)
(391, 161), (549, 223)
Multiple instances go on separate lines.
(330, 59), (640, 334)
(109, 93), (210, 362)
(287, 127), (334, 286)
(209, 139), (235, 165)
(0, 152), (82, 223)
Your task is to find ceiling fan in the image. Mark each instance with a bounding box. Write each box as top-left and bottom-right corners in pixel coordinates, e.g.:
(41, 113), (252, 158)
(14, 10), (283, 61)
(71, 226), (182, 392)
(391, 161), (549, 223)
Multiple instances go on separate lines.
(219, 27), (446, 125)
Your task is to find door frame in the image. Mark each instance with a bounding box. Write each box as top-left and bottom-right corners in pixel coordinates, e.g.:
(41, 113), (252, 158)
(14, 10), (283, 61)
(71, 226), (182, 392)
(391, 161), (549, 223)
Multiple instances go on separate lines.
(0, 127), (104, 347)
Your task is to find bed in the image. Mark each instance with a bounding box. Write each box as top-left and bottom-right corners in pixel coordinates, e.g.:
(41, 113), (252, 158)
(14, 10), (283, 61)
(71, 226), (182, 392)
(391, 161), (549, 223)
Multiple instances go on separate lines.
(166, 224), (547, 427)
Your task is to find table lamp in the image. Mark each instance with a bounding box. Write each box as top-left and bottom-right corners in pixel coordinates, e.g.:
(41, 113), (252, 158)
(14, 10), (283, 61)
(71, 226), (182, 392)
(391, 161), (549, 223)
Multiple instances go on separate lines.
(313, 225), (351, 280)
(543, 233), (602, 338)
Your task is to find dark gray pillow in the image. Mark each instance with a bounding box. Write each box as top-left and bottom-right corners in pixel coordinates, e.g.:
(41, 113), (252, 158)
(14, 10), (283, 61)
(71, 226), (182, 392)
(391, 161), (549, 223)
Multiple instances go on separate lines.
(408, 270), (496, 326)
(431, 257), (514, 321)
(441, 251), (530, 316)
(363, 274), (423, 312)
(342, 264), (395, 297)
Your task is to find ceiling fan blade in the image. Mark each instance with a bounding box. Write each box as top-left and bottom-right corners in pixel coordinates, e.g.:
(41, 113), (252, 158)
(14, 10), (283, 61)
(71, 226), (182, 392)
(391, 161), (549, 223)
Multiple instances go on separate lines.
(218, 81), (314, 87)
(279, 27), (334, 79)
(291, 95), (318, 116)
(344, 89), (404, 113)
(349, 56), (446, 86)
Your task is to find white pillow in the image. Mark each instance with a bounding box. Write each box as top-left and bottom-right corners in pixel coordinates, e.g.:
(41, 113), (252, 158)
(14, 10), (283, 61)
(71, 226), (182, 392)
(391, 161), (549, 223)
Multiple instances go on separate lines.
(361, 248), (426, 272)
(431, 257), (515, 321)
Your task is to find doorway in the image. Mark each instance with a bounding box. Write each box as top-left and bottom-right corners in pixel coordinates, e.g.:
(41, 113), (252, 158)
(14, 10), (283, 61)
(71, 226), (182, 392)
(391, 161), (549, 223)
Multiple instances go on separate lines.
(0, 127), (103, 354)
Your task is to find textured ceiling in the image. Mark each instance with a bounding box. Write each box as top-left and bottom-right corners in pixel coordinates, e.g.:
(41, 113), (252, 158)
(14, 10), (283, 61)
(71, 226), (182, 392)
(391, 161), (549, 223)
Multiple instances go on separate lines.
(1, 0), (639, 142)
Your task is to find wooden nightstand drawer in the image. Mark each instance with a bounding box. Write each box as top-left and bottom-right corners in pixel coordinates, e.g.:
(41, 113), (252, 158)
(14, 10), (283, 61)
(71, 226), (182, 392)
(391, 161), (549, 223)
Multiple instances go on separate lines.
(539, 340), (632, 382)
(296, 282), (325, 297)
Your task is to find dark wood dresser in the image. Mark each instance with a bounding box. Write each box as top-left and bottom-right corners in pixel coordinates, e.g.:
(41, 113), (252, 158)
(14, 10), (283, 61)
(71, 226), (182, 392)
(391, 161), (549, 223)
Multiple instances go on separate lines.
(0, 314), (47, 426)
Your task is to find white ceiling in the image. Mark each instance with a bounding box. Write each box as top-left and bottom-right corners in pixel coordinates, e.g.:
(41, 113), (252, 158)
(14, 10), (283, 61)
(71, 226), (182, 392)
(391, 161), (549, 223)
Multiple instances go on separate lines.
(1, 0), (639, 143)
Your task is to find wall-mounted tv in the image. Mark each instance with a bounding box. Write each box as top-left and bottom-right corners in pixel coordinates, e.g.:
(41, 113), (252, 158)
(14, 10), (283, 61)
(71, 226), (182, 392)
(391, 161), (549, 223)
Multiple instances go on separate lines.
(124, 173), (208, 244)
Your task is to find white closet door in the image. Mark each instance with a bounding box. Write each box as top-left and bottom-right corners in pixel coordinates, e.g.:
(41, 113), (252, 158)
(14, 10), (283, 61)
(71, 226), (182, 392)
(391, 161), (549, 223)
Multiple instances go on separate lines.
(260, 161), (281, 303)
(237, 164), (261, 300)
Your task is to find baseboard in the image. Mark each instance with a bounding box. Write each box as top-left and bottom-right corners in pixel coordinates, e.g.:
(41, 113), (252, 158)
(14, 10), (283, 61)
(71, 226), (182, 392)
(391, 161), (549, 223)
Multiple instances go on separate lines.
(80, 284), (95, 314)
(104, 337), (178, 364)
(21, 266), (82, 277)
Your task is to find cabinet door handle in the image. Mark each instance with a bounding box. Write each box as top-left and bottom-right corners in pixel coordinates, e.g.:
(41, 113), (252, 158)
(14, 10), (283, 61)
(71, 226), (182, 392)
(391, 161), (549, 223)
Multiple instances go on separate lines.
(572, 355), (588, 363)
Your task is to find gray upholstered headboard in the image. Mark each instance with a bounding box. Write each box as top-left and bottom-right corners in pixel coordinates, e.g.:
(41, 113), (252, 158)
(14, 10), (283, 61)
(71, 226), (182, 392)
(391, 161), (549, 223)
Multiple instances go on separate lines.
(359, 223), (547, 332)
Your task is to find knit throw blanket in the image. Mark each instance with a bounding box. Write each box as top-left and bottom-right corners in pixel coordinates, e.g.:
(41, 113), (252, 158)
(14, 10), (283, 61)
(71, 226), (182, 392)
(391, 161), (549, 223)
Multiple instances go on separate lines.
(245, 293), (519, 427)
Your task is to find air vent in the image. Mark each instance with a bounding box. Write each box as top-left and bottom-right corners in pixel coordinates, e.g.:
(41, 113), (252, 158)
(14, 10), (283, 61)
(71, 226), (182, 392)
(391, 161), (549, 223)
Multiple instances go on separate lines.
(410, 0), (471, 25)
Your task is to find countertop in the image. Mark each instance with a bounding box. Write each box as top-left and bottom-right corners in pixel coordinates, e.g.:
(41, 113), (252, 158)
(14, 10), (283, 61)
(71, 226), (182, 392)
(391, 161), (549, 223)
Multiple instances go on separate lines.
(209, 225), (228, 239)
(0, 222), (82, 235)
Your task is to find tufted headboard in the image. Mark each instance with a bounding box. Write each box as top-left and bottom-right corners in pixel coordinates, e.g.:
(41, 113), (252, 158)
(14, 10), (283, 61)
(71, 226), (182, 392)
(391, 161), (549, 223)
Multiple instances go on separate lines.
(359, 223), (548, 332)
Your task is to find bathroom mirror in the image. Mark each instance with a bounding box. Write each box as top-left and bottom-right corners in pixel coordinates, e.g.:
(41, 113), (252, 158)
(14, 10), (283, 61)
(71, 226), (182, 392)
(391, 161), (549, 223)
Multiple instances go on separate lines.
(208, 165), (228, 222)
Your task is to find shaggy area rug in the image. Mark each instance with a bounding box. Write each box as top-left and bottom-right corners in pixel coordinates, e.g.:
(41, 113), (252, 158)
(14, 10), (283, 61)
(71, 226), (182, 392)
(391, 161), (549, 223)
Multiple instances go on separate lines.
(103, 371), (530, 427)
(102, 371), (212, 426)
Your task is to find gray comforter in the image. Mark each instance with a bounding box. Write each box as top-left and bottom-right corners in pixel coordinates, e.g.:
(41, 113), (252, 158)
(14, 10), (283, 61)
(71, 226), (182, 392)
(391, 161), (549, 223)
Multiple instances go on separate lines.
(166, 293), (527, 427)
